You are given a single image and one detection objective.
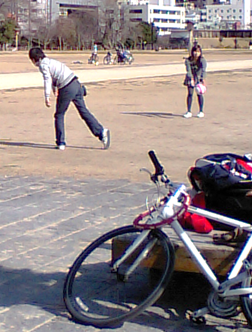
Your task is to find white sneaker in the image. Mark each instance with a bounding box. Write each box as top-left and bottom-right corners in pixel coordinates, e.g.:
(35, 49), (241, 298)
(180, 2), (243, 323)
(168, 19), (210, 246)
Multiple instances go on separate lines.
(183, 112), (192, 118)
(56, 144), (66, 150)
(197, 112), (204, 118)
(101, 128), (110, 150)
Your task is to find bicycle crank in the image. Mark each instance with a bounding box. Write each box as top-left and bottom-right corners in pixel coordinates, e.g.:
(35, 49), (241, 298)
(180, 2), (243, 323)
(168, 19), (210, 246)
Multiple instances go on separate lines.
(207, 290), (239, 318)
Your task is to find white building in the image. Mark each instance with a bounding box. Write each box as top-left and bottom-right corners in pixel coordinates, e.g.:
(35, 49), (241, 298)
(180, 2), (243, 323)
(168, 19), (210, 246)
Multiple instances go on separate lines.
(48, 0), (185, 35)
(126, 0), (186, 35)
(206, 0), (250, 28)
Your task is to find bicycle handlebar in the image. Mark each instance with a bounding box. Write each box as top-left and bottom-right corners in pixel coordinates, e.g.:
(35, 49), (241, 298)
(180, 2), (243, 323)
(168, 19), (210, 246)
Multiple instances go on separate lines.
(148, 150), (164, 176)
(133, 184), (190, 230)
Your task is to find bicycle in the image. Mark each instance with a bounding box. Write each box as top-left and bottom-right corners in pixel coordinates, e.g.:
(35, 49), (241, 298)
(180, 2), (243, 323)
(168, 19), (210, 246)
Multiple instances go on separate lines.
(88, 53), (99, 65)
(114, 49), (134, 65)
(63, 150), (252, 328)
(103, 52), (113, 65)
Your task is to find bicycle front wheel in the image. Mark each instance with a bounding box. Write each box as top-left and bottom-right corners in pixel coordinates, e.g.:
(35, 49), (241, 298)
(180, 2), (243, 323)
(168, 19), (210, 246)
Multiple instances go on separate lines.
(128, 56), (134, 64)
(63, 225), (174, 327)
(103, 56), (110, 65)
(113, 55), (118, 64)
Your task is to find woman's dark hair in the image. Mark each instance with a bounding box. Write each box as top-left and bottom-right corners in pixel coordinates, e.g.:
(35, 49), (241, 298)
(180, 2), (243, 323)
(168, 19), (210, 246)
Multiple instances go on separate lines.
(29, 47), (46, 62)
(190, 44), (202, 60)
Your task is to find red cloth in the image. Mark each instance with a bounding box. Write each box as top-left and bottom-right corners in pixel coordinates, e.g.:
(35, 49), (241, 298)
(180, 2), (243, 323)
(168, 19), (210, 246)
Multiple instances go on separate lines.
(236, 158), (252, 173)
(180, 192), (213, 233)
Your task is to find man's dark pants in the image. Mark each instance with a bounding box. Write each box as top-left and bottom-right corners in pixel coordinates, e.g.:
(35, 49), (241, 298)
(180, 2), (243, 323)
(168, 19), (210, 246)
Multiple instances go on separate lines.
(55, 79), (103, 146)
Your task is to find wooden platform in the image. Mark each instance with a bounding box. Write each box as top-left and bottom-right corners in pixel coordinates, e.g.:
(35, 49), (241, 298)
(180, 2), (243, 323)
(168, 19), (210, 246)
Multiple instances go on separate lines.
(112, 229), (240, 276)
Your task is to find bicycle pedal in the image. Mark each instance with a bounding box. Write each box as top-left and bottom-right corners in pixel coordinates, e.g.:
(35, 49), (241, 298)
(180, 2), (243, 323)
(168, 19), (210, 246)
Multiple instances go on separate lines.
(190, 315), (206, 325)
(186, 307), (209, 324)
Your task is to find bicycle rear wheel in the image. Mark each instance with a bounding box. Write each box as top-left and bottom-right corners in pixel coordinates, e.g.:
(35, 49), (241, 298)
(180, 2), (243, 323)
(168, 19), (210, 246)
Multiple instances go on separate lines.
(63, 225), (174, 328)
(240, 255), (252, 326)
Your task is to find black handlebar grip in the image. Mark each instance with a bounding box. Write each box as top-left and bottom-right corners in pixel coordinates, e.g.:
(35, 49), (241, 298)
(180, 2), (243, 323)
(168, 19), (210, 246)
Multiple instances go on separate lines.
(148, 150), (164, 175)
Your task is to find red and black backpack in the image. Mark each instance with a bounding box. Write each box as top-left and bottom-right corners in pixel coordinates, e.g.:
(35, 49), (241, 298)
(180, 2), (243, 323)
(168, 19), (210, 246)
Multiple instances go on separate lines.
(188, 153), (252, 229)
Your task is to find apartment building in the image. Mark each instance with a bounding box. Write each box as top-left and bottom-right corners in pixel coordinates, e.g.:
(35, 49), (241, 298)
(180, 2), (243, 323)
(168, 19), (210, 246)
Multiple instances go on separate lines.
(3, 0), (50, 33)
(206, 0), (250, 27)
(125, 0), (186, 34)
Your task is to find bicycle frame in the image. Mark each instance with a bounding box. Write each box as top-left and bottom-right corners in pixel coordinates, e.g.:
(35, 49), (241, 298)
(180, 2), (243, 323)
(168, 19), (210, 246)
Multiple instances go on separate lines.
(112, 202), (252, 300)
(170, 208), (252, 298)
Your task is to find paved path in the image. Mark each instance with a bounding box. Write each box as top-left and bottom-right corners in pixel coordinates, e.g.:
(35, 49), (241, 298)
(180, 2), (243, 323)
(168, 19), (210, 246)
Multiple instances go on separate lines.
(0, 175), (251, 332)
(0, 59), (252, 90)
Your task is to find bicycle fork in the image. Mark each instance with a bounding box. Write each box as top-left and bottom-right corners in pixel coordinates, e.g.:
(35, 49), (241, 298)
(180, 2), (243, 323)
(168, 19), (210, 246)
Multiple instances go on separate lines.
(111, 230), (156, 281)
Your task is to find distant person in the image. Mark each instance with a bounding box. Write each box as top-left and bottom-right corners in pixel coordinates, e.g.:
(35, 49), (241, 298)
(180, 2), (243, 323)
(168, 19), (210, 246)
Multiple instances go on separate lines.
(93, 43), (98, 54)
(183, 44), (207, 118)
(29, 47), (110, 150)
(92, 43), (98, 62)
(116, 47), (124, 63)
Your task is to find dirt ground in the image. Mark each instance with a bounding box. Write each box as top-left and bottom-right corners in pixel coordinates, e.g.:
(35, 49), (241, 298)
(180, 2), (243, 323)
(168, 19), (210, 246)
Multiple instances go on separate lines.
(1, 51), (252, 185)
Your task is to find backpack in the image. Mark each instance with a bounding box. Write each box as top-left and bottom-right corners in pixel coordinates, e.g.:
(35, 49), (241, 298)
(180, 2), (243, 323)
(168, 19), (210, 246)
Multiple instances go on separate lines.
(188, 153), (252, 230)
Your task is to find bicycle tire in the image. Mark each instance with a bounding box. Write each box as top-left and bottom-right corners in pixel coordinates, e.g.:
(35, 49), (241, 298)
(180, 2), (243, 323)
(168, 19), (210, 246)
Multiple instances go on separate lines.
(113, 55), (118, 64)
(103, 56), (110, 65)
(240, 254), (252, 326)
(63, 225), (175, 328)
(128, 56), (134, 64)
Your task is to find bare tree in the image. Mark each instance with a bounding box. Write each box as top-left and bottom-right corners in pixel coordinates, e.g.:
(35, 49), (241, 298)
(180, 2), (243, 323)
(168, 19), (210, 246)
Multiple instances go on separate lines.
(36, 23), (53, 49)
(52, 17), (77, 50)
(68, 10), (99, 50)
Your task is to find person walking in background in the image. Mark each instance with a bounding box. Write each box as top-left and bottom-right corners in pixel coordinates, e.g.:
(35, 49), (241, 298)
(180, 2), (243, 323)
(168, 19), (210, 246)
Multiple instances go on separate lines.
(93, 43), (98, 55)
(183, 44), (207, 118)
(29, 47), (110, 150)
(92, 43), (98, 63)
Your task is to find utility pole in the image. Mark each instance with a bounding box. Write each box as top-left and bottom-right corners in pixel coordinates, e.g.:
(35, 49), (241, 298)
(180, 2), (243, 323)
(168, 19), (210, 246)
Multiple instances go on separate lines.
(186, 20), (194, 55)
(151, 22), (154, 50)
(28, 0), (31, 33)
(47, 0), (52, 25)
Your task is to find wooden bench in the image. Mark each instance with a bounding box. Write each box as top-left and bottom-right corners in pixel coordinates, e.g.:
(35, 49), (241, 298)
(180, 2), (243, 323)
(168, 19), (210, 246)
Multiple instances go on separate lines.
(112, 229), (240, 276)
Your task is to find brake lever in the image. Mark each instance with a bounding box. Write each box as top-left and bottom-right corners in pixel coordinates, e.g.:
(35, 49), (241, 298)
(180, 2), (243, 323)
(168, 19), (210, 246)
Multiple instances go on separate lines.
(140, 168), (159, 184)
(140, 167), (152, 176)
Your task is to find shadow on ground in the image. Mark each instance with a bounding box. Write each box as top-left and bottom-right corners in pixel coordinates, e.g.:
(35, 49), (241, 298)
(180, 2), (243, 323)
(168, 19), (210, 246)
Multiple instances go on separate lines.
(0, 141), (101, 150)
(0, 264), (248, 330)
(121, 111), (183, 118)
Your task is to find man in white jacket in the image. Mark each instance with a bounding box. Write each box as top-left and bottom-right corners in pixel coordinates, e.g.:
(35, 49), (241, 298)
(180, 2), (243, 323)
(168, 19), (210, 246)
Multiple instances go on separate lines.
(29, 47), (110, 150)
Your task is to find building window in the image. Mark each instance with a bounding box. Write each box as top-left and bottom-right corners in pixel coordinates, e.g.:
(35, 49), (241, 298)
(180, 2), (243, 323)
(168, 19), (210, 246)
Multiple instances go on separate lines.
(233, 9), (236, 13)
(239, 15), (242, 19)
(129, 9), (142, 14)
(130, 18), (142, 22)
